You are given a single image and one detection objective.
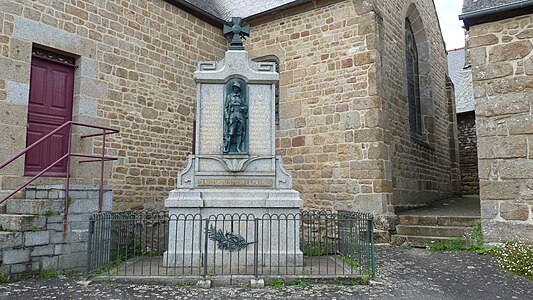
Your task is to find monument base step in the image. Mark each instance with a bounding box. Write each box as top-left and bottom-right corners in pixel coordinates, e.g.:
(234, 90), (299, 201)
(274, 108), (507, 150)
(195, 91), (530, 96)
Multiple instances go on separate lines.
(163, 251), (304, 268)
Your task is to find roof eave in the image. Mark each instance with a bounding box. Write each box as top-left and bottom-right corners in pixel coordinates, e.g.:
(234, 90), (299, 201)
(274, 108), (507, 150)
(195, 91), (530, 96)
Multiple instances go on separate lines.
(243, 0), (314, 23)
(164, 0), (226, 27)
(459, 1), (533, 29)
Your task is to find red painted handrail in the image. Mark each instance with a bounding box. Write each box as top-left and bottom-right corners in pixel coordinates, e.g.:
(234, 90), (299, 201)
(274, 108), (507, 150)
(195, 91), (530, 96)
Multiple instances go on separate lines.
(0, 121), (119, 225)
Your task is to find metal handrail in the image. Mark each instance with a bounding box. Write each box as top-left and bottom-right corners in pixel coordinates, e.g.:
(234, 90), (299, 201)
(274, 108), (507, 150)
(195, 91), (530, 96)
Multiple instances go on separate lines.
(0, 121), (119, 225)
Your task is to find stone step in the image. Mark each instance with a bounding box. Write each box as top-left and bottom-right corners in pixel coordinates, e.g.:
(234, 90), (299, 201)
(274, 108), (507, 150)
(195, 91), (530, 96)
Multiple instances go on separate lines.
(0, 214), (46, 231)
(0, 231), (23, 249)
(391, 235), (464, 248)
(396, 224), (473, 237)
(0, 177), (27, 191)
(398, 215), (479, 227)
(6, 199), (64, 215)
(0, 189), (23, 201)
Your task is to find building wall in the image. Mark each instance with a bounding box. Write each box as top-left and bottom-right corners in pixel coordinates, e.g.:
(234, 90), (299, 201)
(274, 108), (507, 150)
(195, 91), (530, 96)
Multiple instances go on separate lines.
(246, 0), (459, 228)
(246, 0), (389, 218)
(373, 0), (460, 211)
(0, 0), (226, 210)
(0, 0), (459, 218)
(457, 111), (479, 194)
(467, 14), (533, 242)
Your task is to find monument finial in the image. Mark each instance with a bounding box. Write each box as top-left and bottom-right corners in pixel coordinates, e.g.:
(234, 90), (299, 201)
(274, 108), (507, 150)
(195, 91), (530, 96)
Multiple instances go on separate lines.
(223, 17), (250, 50)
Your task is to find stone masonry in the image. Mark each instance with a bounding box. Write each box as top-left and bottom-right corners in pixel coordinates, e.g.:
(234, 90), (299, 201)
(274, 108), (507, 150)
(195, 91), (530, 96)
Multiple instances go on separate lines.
(0, 0), (460, 239)
(457, 111), (479, 194)
(246, 0), (460, 233)
(0, 185), (111, 276)
(0, 0), (226, 211)
(466, 14), (533, 242)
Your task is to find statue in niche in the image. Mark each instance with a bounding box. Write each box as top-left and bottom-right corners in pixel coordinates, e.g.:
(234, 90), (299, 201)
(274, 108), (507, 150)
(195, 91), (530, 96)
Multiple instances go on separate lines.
(223, 81), (248, 154)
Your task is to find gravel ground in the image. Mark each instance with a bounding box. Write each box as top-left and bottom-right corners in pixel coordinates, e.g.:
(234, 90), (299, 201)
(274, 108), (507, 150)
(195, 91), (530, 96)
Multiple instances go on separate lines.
(1, 245), (532, 300)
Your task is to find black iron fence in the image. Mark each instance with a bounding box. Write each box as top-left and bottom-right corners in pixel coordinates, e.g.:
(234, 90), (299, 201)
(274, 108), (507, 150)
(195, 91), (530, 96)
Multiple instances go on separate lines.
(86, 210), (374, 280)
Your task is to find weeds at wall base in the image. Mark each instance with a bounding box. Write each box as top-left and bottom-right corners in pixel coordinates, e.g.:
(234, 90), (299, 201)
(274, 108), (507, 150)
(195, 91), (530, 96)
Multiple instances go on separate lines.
(488, 241), (533, 281)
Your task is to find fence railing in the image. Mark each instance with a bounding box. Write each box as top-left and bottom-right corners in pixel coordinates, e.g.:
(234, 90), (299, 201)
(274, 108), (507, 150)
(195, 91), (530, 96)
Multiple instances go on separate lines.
(86, 210), (375, 280)
(0, 121), (119, 223)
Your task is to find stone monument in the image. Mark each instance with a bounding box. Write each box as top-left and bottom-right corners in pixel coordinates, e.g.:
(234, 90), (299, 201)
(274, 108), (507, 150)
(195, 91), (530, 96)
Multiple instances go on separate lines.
(163, 18), (303, 268)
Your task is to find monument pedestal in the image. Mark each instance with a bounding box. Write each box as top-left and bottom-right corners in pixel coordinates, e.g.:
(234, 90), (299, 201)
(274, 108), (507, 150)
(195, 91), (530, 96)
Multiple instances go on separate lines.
(163, 157), (303, 268)
(163, 187), (303, 267)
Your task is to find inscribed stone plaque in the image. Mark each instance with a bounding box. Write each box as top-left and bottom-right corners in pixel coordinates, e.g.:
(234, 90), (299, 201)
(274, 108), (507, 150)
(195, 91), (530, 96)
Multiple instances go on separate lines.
(198, 178), (273, 187)
(199, 84), (224, 154)
(248, 84), (273, 155)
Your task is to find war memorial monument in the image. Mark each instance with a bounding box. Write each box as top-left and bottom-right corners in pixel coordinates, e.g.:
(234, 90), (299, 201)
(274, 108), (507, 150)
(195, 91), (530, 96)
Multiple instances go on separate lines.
(163, 18), (303, 268)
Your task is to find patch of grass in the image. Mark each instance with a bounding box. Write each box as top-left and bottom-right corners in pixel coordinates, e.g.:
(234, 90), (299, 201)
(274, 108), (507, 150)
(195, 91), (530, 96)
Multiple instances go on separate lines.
(268, 277), (285, 287)
(466, 220), (487, 254)
(288, 279), (309, 287)
(176, 280), (193, 287)
(31, 226), (39, 232)
(302, 243), (333, 256)
(0, 273), (10, 284)
(488, 241), (533, 281)
(429, 220), (490, 253)
(3, 270), (64, 282)
(401, 242), (413, 250)
(67, 196), (74, 206)
(342, 255), (361, 269)
(429, 238), (463, 251)
(92, 255), (127, 276)
(43, 210), (55, 217)
(351, 274), (370, 285)
(331, 277), (343, 285)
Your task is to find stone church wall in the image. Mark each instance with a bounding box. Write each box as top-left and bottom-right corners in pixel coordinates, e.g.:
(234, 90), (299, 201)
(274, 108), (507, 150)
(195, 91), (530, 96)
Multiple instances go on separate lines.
(0, 0), (226, 210)
(372, 0), (461, 211)
(246, 1), (389, 217)
(467, 14), (533, 242)
(0, 0), (460, 220)
(246, 0), (460, 229)
(457, 111), (479, 194)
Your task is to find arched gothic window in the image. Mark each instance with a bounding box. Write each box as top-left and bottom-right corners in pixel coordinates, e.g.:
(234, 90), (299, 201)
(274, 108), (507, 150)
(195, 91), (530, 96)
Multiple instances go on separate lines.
(405, 19), (422, 134)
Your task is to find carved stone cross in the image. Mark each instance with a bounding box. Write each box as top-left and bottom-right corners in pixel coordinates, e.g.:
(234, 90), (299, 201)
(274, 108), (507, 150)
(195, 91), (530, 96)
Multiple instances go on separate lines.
(223, 17), (250, 50)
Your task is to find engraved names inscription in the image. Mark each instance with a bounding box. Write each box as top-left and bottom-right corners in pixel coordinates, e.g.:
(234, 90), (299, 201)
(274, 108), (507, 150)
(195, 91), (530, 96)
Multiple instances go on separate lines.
(248, 85), (273, 155)
(199, 85), (224, 154)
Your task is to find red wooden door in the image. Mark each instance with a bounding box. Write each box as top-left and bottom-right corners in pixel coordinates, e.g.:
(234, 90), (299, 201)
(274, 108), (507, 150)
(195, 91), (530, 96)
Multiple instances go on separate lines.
(24, 51), (75, 177)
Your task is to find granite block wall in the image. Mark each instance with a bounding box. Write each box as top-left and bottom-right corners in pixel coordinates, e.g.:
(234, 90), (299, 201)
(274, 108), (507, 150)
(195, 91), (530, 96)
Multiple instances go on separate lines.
(373, 0), (461, 211)
(0, 0), (226, 210)
(457, 111), (479, 194)
(0, 185), (111, 276)
(467, 14), (533, 242)
(246, 0), (460, 235)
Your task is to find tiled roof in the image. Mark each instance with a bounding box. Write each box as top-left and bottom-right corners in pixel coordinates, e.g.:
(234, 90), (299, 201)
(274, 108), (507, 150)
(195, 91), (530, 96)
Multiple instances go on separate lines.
(462, 0), (532, 14)
(182, 0), (301, 21)
(447, 49), (474, 113)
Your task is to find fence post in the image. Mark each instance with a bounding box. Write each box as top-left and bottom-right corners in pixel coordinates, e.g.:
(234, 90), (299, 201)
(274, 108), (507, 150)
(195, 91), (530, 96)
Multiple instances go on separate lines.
(86, 216), (95, 278)
(203, 218), (209, 279)
(367, 216), (375, 278)
(254, 218), (259, 278)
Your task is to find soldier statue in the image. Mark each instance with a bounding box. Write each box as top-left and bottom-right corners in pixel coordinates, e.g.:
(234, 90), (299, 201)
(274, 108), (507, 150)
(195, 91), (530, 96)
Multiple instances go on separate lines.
(224, 82), (247, 153)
